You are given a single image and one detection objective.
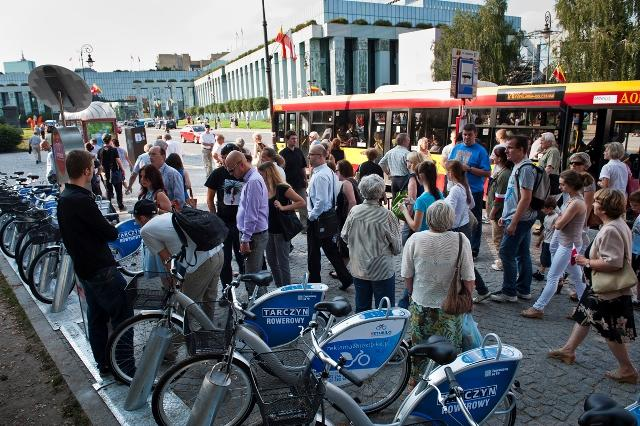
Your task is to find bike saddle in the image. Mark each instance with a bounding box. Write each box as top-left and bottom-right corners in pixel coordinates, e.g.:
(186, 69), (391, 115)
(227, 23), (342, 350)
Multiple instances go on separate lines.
(27, 174), (39, 180)
(240, 271), (273, 287)
(408, 336), (457, 365)
(579, 394), (636, 426)
(314, 296), (352, 318)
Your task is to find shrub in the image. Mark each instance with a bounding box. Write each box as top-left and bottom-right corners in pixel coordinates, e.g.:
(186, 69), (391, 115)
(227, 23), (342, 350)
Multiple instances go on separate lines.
(416, 23), (434, 29)
(144, 79), (154, 83)
(374, 19), (392, 26)
(252, 97), (269, 111)
(241, 98), (254, 112)
(329, 17), (348, 24)
(168, 78), (177, 82)
(352, 19), (369, 25)
(0, 124), (23, 153)
(435, 23), (448, 29)
(395, 21), (413, 28)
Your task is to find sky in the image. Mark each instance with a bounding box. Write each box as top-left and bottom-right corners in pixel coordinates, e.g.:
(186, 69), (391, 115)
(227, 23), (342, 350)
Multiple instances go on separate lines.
(0, 0), (556, 72)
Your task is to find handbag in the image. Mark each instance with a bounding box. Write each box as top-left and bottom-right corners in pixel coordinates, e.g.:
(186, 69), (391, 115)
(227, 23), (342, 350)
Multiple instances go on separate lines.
(591, 227), (638, 293)
(441, 233), (473, 315)
(275, 185), (303, 241)
(311, 175), (339, 239)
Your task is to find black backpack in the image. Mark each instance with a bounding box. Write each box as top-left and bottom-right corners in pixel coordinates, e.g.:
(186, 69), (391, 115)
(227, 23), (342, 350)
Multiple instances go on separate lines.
(171, 206), (228, 265)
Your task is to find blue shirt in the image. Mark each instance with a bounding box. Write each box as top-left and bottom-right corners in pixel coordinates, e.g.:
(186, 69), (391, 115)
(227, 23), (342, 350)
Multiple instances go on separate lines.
(413, 191), (443, 231)
(632, 215), (640, 255)
(448, 142), (490, 193)
(159, 163), (185, 207)
(237, 168), (269, 242)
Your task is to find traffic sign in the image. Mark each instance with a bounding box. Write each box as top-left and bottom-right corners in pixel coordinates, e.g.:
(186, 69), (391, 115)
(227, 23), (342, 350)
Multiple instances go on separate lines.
(450, 49), (479, 99)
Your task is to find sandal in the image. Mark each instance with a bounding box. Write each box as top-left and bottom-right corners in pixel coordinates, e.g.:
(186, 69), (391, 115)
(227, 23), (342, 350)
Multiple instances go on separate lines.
(605, 370), (639, 384)
(548, 348), (576, 365)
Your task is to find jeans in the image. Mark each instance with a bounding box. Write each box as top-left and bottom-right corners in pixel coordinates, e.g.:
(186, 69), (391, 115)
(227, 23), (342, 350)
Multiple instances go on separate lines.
(77, 266), (133, 370)
(354, 275), (396, 313)
(499, 219), (536, 297)
(307, 220), (353, 288)
(266, 232), (291, 287)
(221, 222), (244, 286)
(490, 219), (502, 267)
(470, 191), (484, 254)
(533, 243), (585, 311)
(244, 231), (269, 296)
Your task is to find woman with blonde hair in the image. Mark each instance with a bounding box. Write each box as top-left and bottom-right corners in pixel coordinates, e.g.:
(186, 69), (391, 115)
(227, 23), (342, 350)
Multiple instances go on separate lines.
(400, 151), (426, 244)
(417, 137), (432, 160)
(258, 161), (306, 287)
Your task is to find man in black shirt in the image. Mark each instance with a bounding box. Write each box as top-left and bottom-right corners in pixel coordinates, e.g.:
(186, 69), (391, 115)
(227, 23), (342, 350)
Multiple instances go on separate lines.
(279, 130), (308, 230)
(205, 143), (245, 285)
(357, 148), (384, 180)
(57, 150), (133, 375)
(98, 134), (127, 210)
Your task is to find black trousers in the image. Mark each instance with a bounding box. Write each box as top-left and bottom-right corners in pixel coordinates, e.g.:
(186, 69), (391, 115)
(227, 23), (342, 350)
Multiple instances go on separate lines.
(307, 220), (352, 287)
(221, 222), (244, 286)
(104, 169), (124, 208)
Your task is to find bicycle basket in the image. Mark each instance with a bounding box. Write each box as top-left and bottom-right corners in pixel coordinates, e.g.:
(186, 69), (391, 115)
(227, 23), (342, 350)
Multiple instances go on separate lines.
(250, 349), (324, 426)
(184, 300), (234, 356)
(124, 276), (168, 310)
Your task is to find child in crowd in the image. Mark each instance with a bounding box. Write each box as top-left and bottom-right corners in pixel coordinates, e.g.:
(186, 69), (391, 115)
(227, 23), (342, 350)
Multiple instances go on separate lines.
(533, 196), (560, 281)
(629, 190), (640, 308)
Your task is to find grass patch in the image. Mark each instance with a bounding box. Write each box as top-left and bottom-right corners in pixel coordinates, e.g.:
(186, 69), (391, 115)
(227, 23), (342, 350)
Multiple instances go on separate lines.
(18, 128), (31, 152)
(177, 118), (271, 129)
(62, 395), (91, 425)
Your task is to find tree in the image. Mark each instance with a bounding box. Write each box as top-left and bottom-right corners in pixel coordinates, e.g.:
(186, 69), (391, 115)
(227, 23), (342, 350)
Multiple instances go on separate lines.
(252, 97), (269, 112)
(432, 0), (522, 85)
(217, 103), (227, 114)
(241, 98), (254, 113)
(555, 0), (640, 82)
(197, 106), (205, 115)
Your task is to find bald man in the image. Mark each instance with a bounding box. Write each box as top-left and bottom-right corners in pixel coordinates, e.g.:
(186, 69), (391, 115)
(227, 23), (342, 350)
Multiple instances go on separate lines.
(224, 151), (269, 294)
(306, 144), (352, 290)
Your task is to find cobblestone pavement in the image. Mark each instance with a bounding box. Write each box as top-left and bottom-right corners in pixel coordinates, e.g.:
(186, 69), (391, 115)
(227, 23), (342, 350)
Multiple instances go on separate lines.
(5, 144), (640, 425)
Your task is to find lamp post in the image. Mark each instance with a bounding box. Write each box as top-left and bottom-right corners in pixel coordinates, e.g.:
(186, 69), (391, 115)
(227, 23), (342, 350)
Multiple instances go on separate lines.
(80, 44), (94, 81)
(541, 11), (552, 83)
(261, 0), (275, 133)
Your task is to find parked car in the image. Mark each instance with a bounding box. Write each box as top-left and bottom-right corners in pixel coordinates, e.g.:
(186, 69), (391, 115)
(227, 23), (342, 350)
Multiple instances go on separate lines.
(179, 125), (206, 143)
(155, 119), (165, 129)
(145, 119), (156, 127)
(164, 119), (177, 130)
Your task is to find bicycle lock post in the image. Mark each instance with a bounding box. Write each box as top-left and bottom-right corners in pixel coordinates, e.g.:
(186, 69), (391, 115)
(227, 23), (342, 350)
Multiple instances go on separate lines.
(124, 325), (173, 411)
(186, 369), (232, 426)
(51, 246), (75, 313)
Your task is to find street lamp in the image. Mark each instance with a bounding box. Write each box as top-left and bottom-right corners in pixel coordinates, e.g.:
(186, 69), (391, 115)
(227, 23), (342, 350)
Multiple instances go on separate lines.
(80, 44), (94, 81)
(541, 11), (553, 83)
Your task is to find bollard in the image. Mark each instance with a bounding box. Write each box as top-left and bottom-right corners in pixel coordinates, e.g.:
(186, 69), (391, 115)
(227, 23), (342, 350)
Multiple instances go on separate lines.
(186, 370), (231, 426)
(51, 250), (75, 313)
(124, 326), (172, 411)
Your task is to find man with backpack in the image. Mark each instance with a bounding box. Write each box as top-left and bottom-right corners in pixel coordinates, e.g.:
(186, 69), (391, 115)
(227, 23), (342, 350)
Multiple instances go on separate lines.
(137, 199), (224, 305)
(491, 135), (547, 303)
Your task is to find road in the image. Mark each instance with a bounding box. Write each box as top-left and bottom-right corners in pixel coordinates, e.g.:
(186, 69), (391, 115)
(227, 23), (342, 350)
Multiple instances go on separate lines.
(5, 140), (640, 425)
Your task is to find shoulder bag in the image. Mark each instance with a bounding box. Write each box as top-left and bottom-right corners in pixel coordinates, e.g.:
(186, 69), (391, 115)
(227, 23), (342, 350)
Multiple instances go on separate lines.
(276, 184), (304, 241)
(311, 175), (339, 239)
(591, 226), (638, 294)
(441, 233), (473, 315)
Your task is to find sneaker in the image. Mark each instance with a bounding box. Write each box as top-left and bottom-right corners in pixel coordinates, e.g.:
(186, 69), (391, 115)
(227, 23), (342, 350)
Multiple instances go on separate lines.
(473, 292), (492, 303)
(532, 271), (545, 281)
(521, 307), (544, 319)
(490, 292), (518, 303)
(517, 292), (532, 300)
(490, 262), (503, 271)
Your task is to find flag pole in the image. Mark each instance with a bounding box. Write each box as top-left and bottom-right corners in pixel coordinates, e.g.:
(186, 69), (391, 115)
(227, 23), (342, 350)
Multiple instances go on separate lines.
(261, 0), (275, 135)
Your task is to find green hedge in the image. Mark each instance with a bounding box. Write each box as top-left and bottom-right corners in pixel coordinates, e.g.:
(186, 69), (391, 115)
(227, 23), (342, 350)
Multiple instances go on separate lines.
(395, 21), (413, 28)
(352, 19), (369, 25)
(374, 19), (392, 26)
(0, 124), (23, 153)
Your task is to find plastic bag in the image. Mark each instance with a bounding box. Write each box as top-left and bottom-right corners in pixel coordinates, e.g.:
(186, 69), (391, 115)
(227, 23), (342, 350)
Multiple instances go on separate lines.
(462, 313), (482, 351)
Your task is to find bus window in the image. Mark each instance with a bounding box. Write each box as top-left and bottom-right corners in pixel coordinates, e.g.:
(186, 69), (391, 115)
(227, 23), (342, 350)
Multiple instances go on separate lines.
(370, 111), (387, 157)
(286, 112), (297, 133)
(497, 108), (527, 126)
(412, 109), (448, 153)
(467, 108), (492, 126)
(311, 111), (333, 140)
(529, 109), (561, 127)
(391, 111), (409, 145)
(274, 112), (285, 142)
(335, 110), (368, 148)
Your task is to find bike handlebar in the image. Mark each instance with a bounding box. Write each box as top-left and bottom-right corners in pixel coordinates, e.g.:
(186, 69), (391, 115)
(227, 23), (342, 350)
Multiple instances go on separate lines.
(226, 281), (256, 320)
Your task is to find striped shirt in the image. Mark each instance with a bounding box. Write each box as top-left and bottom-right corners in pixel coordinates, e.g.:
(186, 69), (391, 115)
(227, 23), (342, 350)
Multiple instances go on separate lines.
(379, 145), (410, 177)
(340, 200), (402, 281)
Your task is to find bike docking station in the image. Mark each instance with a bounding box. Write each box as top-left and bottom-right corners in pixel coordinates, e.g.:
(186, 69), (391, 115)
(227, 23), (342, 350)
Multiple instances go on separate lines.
(50, 246), (76, 313)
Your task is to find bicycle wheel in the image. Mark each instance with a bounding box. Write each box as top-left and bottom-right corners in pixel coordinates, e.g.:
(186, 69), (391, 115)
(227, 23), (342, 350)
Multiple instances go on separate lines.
(117, 244), (143, 277)
(152, 354), (255, 426)
(27, 246), (62, 304)
(0, 217), (17, 258)
(106, 312), (186, 385)
(340, 341), (411, 414)
(17, 237), (46, 285)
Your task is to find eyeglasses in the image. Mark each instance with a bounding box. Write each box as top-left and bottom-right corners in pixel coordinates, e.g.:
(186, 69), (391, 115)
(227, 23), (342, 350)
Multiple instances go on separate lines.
(569, 162), (584, 166)
(226, 161), (241, 173)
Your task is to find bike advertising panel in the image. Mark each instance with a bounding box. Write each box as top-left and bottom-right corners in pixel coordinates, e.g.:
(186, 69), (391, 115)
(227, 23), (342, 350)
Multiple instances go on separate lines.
(314, 308), (409, 385)
(245, 283), (327, 347)
(108, 219), (142, 260)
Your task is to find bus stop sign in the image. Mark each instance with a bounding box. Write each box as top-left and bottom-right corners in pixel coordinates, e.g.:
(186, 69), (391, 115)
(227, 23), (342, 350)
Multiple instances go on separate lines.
(450, 49), (479, 99)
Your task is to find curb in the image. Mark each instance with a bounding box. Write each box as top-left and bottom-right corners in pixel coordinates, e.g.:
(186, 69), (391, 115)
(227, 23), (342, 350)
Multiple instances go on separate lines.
(0, 256), (119, 426)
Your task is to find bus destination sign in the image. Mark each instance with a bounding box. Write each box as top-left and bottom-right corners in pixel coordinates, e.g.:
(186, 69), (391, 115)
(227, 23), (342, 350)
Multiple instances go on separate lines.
(496, 87), (566, 102)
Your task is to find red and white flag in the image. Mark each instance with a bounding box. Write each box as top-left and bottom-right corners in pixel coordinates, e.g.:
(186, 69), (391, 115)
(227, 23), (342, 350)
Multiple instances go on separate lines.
(275, 27), (297, 61)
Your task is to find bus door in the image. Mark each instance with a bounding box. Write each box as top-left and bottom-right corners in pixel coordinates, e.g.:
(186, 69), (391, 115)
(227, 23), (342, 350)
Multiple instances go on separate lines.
(564, 108), (607, 174)
(369, 110), (409, 157)
(298, 112), (310, 156)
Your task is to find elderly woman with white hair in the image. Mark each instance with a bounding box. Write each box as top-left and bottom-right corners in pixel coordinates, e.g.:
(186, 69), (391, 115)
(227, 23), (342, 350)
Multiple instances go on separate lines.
(599, 141), (629, 193)
(341, 175), (402, 313)
(538, 132), (562, 194)
(252, 132), (266, 163)
(402, 200), (475, 383)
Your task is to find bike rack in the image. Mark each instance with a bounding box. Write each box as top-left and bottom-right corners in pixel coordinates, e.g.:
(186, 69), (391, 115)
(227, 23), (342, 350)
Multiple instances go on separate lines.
(480, 333), (503, 360)
(51, 247), (76, 313)
(377, 296), (393, 318)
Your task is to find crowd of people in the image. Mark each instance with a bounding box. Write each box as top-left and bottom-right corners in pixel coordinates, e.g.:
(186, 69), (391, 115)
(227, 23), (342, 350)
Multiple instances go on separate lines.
(53, 122), (639, 387)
